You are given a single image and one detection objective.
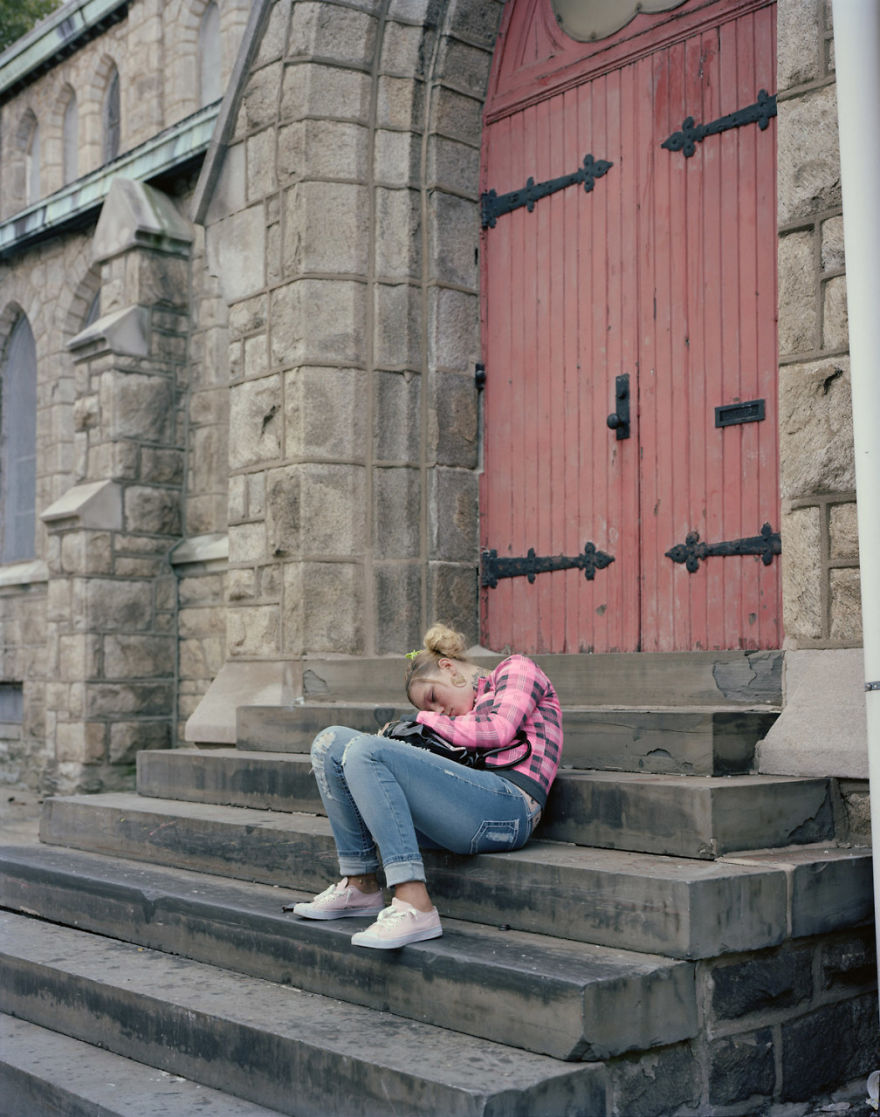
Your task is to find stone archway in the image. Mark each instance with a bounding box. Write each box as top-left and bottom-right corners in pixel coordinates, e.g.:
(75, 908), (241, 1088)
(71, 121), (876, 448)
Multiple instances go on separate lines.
(198, 0), (503, 664)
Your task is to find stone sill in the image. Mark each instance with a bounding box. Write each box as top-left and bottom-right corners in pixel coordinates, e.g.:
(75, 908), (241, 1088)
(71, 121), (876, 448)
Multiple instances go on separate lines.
(776, 72), (837, 104)
(0, 101), (219, 258)
(779, 345), (849, 367)
(170, 533), (229, 573)
(0, 560), (48, 590)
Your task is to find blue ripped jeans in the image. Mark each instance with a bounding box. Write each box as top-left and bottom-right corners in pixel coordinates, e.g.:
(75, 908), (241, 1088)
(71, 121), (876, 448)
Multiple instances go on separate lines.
(310, 726), (540, 887)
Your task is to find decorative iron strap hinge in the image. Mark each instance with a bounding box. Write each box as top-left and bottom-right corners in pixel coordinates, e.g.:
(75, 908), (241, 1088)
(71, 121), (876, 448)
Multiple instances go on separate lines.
(481, 543), (615, 588)
(665, 522), (781, 573)
(481, 153), (613, 229)
(661, 90), (776, 158)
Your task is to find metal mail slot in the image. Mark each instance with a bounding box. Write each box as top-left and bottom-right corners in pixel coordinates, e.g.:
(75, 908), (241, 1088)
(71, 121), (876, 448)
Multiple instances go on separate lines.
(715, 398), (765, 428)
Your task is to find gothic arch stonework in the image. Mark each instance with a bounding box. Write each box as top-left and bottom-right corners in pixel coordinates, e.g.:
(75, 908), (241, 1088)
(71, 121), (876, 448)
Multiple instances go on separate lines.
(6, 107), (40, 214)
(81, 54), (123, 164)
(167, 0), (251, 119)
(0, 295), (42, 361)
(198, 0), (503, 660)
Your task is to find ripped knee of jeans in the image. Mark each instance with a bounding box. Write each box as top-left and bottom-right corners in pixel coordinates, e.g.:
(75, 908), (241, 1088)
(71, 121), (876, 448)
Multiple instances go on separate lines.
(311, 727), (340, 800)
(312, 727), (336, 755)
(340, 733), (371, 768)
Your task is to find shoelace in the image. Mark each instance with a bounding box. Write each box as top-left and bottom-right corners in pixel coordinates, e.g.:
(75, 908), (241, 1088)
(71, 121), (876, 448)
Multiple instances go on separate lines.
(375, 905), (415, 926)
(312, 881), (349, 903)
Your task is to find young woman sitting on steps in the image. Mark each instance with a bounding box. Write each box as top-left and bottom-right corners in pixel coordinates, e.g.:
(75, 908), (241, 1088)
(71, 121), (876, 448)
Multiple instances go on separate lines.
(288, 623), (563, 949)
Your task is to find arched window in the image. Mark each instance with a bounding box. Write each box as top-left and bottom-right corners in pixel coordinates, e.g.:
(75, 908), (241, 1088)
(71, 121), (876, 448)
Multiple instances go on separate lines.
(25, 122), (40, 203)
(550, 0), (686, 40)
(62, 91), (78, 183)
(198, 2), (222, 106)
(0, 316), (38, 563)
(102, 66), (120, 163)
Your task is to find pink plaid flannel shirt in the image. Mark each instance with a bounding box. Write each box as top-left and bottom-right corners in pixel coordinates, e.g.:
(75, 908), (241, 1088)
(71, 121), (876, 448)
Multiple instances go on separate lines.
(415, 654), (563, 806)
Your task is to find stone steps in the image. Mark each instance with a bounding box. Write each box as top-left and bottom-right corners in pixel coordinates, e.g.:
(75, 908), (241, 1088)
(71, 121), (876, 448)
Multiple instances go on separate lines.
(137, 747), (834, 859)
(541, 768), (833, 857)
(0, 843), (697, 1061)
(259, 650), (781, 776)
(0, 1014), (286, 1117)
(294, 650), (783, 708)
(236, 704), (778, 775)
(4, 644), (873, 1115)
(0, 911), (606, 1117)
(36, 792), (873, 959)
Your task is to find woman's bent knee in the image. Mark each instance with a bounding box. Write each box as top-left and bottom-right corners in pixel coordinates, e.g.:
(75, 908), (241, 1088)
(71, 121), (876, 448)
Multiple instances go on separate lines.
(310, 725), (352, 763)
(339, 733), (378, 768)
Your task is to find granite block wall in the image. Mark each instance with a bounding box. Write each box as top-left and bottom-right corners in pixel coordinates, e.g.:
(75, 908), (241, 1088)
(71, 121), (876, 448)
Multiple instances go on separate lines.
(777, 0), (860, 649)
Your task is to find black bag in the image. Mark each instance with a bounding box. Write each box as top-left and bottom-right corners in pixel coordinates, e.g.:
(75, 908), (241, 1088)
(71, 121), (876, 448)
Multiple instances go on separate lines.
(380, 719), (531, 771)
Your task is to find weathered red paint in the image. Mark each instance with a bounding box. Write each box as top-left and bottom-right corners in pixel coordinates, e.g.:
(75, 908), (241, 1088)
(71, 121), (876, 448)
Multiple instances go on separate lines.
(480, 0), (780, 653)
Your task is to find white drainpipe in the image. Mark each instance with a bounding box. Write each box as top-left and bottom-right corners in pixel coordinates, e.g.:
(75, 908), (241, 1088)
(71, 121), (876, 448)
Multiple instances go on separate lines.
(830, 0), (880, 1012)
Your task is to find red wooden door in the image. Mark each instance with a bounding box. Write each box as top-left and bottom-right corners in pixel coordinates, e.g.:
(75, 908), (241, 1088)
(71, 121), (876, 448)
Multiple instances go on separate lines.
(480, 0), (780, 653)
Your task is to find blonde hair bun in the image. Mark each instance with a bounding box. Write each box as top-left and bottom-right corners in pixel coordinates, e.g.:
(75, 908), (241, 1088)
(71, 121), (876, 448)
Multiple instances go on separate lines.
(422, 623), (468, 660)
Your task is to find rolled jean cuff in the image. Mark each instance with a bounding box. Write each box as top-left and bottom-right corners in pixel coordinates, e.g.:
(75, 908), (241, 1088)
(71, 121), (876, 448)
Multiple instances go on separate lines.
(382, 857), (426, 888)
(338, 855), (381, 877)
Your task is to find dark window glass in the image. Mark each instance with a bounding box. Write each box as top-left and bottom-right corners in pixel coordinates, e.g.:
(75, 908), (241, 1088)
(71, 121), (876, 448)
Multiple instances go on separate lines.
(103, 69), (120, 163)
(0, 316), (38, 563)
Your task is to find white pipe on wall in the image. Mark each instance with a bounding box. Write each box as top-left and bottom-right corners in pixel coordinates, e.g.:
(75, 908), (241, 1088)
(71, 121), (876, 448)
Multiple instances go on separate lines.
(830, 0), (880, 984)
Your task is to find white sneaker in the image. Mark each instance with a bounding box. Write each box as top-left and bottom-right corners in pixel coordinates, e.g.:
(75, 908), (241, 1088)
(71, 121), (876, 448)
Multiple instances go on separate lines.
(286, 879), (385, 920)
(350, 898), (443, 949)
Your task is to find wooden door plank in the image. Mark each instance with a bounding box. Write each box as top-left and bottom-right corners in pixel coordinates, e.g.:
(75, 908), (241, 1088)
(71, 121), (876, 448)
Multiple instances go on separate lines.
(635, 49), (659, 649)
(734, 10), (762, 648)
(533, 94), (553, 651)
(696, 26), (727, 649)
(561, 85), (583, 653)
(480, 114), (517, 647)
(548, 90), (572, 651)
(618, 60), (642, 653)
(668, 36), (694, 651)
(682, 28), (711, 649)
(717, 13), (744, 646)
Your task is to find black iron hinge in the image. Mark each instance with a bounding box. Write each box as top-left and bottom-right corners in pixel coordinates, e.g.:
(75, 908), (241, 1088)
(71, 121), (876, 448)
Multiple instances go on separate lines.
(482, 542), (614, 588)
(665, 522), (781, 573)
(662, 90), (776, 158)
(481, 153), (613, 229)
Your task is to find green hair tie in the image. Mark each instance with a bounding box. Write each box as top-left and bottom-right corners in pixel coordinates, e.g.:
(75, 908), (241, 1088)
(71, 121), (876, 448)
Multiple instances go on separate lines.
(405, 649), (422, 661)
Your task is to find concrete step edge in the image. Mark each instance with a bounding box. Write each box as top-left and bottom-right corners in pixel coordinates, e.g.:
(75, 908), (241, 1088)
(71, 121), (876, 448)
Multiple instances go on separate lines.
(0, 911), (606, 1117)
(235, 706), (779, 776)
(294, 651), (784, 708)
(0, 1014), (284, 1117)
(35, 794), (872, 957)
(135, 751), (837, 860)
(140, 748), (820, 788)
(37, 790), (860, 882)
(0, 843), (698, 1061)
(34, 792), (797, 957)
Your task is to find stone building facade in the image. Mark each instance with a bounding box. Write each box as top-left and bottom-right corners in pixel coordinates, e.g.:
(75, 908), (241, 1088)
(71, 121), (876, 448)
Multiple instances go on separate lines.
(0, 0), (869, 794)
(0, 0), (249, 789)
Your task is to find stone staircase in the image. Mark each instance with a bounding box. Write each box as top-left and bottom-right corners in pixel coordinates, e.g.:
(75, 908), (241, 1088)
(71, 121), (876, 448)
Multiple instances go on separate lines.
(0, 651), (876, 1116)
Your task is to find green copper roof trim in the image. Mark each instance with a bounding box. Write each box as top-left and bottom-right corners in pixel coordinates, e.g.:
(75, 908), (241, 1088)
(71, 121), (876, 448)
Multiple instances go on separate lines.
(0, 101), (219, 258)
(0, 0), (132, 102)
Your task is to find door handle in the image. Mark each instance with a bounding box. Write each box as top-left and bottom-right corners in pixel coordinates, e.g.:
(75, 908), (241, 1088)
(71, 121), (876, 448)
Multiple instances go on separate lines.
(607, 374), (630, 439)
